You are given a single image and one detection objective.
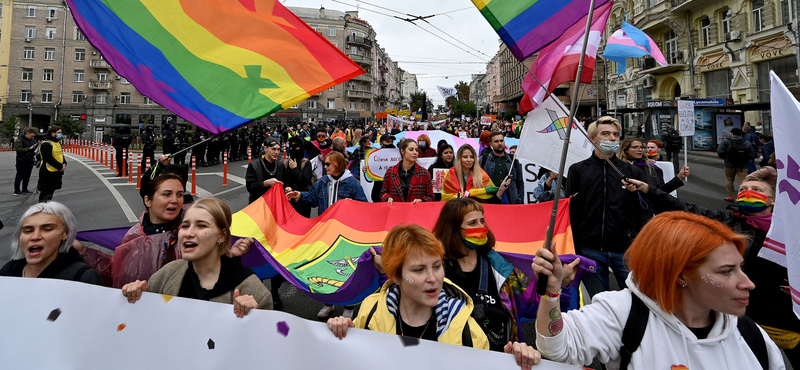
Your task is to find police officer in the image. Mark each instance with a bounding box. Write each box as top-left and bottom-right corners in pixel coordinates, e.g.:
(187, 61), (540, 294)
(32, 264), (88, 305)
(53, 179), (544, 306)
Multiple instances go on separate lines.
(207, 133), (220, 165)
(192, 128), (207, 167)
(238, 127), (249, 160)
(141, 125), (157, 170)
(113, 127), (132, 177)
(229, 129), (240, 161)
(172, 127), (188, 165)
(162, 123), (175, 156)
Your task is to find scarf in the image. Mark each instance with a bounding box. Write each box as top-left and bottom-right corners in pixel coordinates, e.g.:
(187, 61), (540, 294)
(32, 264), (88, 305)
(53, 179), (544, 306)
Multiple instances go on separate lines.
(731, 210), (773, 233)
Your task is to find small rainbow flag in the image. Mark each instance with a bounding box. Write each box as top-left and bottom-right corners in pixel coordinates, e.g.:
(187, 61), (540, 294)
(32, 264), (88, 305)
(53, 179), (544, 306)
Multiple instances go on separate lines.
(472, 0), (612, 61)
(67, 0), (365, 134)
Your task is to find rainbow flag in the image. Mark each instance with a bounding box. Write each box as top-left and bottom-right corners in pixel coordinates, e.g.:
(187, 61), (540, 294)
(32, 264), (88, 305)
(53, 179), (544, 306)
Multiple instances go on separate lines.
(67, 0), (365, 134)
(472, 0), (612, 61)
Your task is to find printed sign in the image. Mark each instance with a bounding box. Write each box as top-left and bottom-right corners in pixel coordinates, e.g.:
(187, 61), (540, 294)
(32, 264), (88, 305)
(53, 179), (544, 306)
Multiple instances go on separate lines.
(677, 100), (695, 137)
(398, 109), (411, 117)
(481, 116), (492, 125)
(375, 112), (388, 119)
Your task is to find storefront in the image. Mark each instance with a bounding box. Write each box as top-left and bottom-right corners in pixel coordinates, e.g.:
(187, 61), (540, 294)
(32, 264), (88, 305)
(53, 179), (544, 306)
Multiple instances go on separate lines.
(638, 100), (675, 141)
(749, 36), (797, 135)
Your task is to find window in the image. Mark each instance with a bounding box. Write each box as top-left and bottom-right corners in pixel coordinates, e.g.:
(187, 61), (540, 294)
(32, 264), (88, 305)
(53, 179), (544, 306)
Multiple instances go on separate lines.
(43, 69), (53, 82)
(0, 4), (3, 17)
(350, 100), (356, 109)
(72, 91), (84, 103)
(307, 99), (317, 109)
(120, 77), (129, 84)
(25, 26), (36, 39)
(45, 27), (56, 39)
(722, 9), (732, 35)
(782, 0), (796, 25)
(361, 101), (367, 110)
(327, 98), (335, 109)
(120, 92), (130, 104)
(757, 56), (800, 101)
(664, 30), (679, 64)
(97, 72), (107, 81)
(75, 27), (85, 41)
(47, 7), (57, 19)
(75, 48), (85, 61)
(646, 0), (657, 8)
(705, 69), (732, 99)
(328, 26), (336, 36)
(21, 68), (33, 81)
(27, 5), (36, 17)
(96, 92), (107, 104)
(753, 0), (764, 32)
(310, 24), (318, 33)
(44, 47), (55, 60)
(328, 86), (335, 91)
(23, 47), (34, 59)
(73, 69), (84, 82)
(143, 96), (153, 105)
(41, 90), (52, 103)
(21, 90), (31, 103)
(701, 18), (711, 47)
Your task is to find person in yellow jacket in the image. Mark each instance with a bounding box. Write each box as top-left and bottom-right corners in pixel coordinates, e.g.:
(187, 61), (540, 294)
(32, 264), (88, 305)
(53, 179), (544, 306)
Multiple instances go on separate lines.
(327, 224), (541, 370)
(37, 126), (66, 202)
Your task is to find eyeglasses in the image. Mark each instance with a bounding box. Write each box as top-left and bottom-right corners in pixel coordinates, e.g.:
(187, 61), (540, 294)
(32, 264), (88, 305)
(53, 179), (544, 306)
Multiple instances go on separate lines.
(324, 162), (332, 167)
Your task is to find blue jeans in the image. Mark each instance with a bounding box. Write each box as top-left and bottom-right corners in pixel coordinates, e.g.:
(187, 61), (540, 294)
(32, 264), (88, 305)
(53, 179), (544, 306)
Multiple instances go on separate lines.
(579, 248), (629, 298)
(747, 159), (757, 174)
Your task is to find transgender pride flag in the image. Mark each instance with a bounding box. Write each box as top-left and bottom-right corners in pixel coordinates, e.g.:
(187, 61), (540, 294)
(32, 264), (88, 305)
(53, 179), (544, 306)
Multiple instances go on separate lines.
(602, 22), (668, 74)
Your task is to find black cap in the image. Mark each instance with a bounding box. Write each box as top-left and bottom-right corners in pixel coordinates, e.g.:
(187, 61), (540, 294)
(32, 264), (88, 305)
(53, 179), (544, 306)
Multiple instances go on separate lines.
(380, 134), (395, 142)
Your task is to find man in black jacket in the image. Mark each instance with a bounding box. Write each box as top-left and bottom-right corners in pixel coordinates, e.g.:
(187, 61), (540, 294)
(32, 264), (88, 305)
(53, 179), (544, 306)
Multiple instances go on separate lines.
(191, 129), (207, 167)
(566, 116), (652, 298)
(14, 128), (38, 195)
(113, 128), (132, 177)
(141, 125), (157, 170)
(245, 138), (285, 203)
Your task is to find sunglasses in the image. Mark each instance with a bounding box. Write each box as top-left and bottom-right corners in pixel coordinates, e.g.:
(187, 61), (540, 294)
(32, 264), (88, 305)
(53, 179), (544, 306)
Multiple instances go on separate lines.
(317, 135), (327, 138)
(324, 162), (332, 167)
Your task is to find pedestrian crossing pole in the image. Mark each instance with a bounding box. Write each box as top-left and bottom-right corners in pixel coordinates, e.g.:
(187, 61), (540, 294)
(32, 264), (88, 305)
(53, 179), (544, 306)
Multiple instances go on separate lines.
(127, 153), (134, 183)
(135, 154), (142, 190)
(146, 157), (151, 171)
(191, 156), (197, 196)
(248, 147), (251, 164)
(110, 147), (115, 171)
(122, 148), (128, 178)
(222, 151), (228, 187)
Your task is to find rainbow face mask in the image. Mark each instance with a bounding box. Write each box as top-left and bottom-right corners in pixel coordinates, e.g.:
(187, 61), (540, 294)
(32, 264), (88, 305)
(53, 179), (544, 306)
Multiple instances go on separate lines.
(646, 151), (659, 157)
(463, 226), (488, 250)
(737, 190), (769, 213)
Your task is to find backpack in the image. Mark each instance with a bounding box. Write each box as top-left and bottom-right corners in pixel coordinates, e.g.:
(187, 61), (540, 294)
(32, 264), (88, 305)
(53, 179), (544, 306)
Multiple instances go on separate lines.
(726, 139), (753, 168)
(619, 293), (768, 370)
(33, 141), (46, 168)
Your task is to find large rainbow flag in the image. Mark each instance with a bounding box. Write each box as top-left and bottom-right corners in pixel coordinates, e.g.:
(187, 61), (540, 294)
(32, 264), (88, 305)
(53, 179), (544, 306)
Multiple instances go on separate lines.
(67, 0), (365, 133)
(229, 186), (592, 304)
(473, 0), (612, 61)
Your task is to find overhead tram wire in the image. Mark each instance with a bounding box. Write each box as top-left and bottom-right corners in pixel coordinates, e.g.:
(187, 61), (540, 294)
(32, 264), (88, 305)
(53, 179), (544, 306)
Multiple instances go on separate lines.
(330, 0), (490, 62)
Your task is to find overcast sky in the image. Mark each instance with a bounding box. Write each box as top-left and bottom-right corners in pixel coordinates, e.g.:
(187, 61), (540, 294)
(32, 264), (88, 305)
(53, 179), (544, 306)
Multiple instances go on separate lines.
(282, 0), (500, 107)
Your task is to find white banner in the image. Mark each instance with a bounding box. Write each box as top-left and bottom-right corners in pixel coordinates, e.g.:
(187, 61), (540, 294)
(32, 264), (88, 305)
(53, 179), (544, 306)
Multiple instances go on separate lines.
(359, 153), (437, 202)
(0, 278), (580, 370)
(481, 116), (492, 125)
(437, 85), (457, 100)
(677, 100), (695, 137)
(516, 96), (593, 174)
(761, 72), (800, 318)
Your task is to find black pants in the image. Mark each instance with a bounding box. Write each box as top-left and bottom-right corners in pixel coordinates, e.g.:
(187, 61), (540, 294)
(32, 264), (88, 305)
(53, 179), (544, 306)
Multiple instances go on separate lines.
(115, 147), (127, 176)
(192, 149), (205, 166)
(173, 151), (185, 165)
(39, 188), (55, 202)
(667, 149), (680, 174)
(15, 158), (33, 192)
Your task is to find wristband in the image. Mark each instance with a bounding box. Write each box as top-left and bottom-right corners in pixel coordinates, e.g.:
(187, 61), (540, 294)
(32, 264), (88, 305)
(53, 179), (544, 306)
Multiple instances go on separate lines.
(543, 289), (561, 302)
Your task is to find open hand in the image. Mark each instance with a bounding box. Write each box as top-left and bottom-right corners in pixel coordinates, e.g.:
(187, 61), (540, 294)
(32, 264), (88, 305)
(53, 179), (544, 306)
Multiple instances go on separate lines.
(233, 289), (257, 318)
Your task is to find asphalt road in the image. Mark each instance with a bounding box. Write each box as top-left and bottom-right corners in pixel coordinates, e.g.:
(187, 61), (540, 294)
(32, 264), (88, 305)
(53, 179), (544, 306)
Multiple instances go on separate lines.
(0, 148), (742, 327)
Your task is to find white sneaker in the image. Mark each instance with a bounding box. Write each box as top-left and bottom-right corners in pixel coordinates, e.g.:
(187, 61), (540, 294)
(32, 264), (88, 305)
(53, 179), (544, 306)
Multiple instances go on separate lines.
(342, 308), (354, 319)
(317, 305), (334, 318)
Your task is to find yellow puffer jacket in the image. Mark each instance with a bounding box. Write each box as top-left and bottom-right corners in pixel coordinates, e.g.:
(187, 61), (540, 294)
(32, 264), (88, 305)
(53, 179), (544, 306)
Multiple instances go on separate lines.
(353, 278), (490, 349)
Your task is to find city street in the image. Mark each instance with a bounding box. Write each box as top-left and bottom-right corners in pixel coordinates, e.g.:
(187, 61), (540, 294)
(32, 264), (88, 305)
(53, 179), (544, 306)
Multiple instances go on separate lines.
(0, 148), (733, 323)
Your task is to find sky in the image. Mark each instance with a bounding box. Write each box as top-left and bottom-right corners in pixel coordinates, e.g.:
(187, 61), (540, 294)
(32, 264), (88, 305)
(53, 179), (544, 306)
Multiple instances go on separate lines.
(281, 0), (501, 107)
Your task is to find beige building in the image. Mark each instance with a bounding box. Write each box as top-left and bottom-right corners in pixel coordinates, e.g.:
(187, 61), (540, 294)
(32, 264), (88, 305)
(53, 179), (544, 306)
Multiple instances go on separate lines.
(486, 52), (502, 115)
(401, 70), (417, 107)
(606, 0), (797, 138)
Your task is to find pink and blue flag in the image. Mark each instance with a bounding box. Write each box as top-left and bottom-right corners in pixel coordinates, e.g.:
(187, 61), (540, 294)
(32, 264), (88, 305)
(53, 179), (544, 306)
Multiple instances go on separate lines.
(602, 21), (667, 74)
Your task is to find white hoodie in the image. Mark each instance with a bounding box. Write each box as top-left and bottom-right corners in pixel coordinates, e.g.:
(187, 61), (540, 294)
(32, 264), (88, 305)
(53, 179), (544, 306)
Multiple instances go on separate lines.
(536, 275), (785, 370)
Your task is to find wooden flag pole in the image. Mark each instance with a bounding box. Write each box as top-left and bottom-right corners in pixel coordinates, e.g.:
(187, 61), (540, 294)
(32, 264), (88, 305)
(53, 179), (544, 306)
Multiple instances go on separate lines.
(537, 0), (599, 295)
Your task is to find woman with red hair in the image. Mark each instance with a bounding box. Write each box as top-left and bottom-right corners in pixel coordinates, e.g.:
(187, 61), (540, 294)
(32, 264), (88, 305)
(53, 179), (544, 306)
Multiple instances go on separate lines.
(531, 211), (784, 369)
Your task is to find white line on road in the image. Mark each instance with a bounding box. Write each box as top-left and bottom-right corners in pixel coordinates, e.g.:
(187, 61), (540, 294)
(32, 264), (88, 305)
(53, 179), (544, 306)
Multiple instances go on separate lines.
(186, 182), (214, 199)
(65, 153), (138, 223)
(213, 184), (246, 197)
(195, 172), (246, 185)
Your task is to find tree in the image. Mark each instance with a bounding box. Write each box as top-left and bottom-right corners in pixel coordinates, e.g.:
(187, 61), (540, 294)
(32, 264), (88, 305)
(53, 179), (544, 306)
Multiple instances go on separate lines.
(409, 92), (433, 115)
(1, 115), (19, 141)
(452, 100), (477, 117)
(454, 81), (470, 101)
(55, 113), (85, 138)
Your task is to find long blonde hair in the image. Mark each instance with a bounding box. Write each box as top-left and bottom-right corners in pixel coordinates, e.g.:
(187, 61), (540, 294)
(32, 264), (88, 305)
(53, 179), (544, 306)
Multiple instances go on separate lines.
(455, 145), (483, 191)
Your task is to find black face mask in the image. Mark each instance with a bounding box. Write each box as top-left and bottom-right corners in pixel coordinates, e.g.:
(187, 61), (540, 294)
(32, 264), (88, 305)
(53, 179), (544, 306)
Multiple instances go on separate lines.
(289, 146), (305, 159)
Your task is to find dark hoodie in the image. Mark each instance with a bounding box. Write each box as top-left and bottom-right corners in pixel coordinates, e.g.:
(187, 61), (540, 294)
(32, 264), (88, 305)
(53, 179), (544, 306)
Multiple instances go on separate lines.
(178, 255), (255, 301)
(0, 247), (104, 286)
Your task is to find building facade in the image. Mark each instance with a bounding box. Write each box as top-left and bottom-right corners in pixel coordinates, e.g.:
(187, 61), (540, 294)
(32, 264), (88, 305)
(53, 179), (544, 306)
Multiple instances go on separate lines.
(469, 73), (488, 114)
(486, 52), (502, 115)
(401, 70), (417, 107)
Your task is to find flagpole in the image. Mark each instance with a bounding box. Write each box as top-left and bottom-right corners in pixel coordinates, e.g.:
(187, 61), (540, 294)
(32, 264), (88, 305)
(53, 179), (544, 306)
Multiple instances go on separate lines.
(538, 0), (598, 295)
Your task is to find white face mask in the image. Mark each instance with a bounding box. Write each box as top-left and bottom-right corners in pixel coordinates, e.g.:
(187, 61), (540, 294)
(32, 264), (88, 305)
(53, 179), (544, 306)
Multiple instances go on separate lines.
(598, 140), (619, 155)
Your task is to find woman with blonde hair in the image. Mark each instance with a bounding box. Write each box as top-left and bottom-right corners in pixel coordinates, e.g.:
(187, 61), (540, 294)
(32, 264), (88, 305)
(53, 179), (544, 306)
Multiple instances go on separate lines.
(532, 211), (784, 369)
(441, 145), (509, 203)
(121, 197), (272, 317)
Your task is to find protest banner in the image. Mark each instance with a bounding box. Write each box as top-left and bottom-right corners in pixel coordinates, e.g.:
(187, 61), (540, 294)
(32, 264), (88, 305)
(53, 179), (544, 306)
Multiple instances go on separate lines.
(363, 148), (436, 181)
(398, 109), (410, 117)
(481, 116), (492, 125)
(0, 278), (581, 370)
(386, 109), (398, 116)
(376, 112), (388, 119)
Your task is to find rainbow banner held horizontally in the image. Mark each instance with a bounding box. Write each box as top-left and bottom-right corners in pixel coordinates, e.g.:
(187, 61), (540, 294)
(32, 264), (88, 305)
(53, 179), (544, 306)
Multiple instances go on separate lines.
(67, 0), (365, 134)
(472, 0), (612, 61)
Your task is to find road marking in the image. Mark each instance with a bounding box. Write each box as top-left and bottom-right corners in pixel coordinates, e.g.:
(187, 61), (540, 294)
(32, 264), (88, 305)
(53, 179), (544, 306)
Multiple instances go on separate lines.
(196, 172), (246, 185)
(213, 184), (246, 197)
(186, 181), (214, 199)
(65, 153), (138, 223)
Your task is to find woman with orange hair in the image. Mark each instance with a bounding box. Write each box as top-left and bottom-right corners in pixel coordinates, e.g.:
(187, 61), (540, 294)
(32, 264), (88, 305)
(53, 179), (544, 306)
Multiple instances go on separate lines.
(327, 224), (542, 370)
(416, 134), (437, 158)
(531, 211), (784, 370)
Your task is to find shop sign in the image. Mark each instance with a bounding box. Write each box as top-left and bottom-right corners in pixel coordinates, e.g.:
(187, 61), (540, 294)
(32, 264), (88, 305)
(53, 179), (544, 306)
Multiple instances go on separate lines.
(690, 98), (727, 107)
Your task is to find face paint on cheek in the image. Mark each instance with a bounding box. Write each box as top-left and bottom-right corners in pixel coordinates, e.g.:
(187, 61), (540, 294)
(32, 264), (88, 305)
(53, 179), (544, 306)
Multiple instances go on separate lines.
(205, 231), (213, 237)
(403, 273), (413, 284)
(701, 274), (723, 288)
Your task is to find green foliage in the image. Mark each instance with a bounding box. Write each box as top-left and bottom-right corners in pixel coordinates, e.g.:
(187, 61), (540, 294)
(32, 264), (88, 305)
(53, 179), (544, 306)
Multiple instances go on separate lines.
(454, 81), (470, 101)
(409, 92), (433, 115)
(452, 100), (477, 117)
(1, 115), (19, 139)
(55, 114), (85, 138)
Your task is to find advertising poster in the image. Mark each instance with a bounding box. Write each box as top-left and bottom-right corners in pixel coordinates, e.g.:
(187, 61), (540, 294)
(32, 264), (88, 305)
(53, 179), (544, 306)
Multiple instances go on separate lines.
(714, 112), (743, 145)
(692, 108), (714, 150)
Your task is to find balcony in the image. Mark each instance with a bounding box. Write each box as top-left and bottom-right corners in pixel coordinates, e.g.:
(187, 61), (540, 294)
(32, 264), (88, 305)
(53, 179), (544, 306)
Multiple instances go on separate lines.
(378, 80), (388, 87)
(348, 54), (373, 65)
(347, 89), (371, 98)
(346, 35), (373, 47)
(351, 74), (372, 83)
(89, 80), (112, 89)
(670, 0), (716, 11)
(90, 59), (110, 69)
(638, 53), (687, 74)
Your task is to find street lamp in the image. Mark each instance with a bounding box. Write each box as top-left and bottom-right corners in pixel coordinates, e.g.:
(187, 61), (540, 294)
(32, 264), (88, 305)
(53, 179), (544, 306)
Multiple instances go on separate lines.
(18, 67), (32, 127)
